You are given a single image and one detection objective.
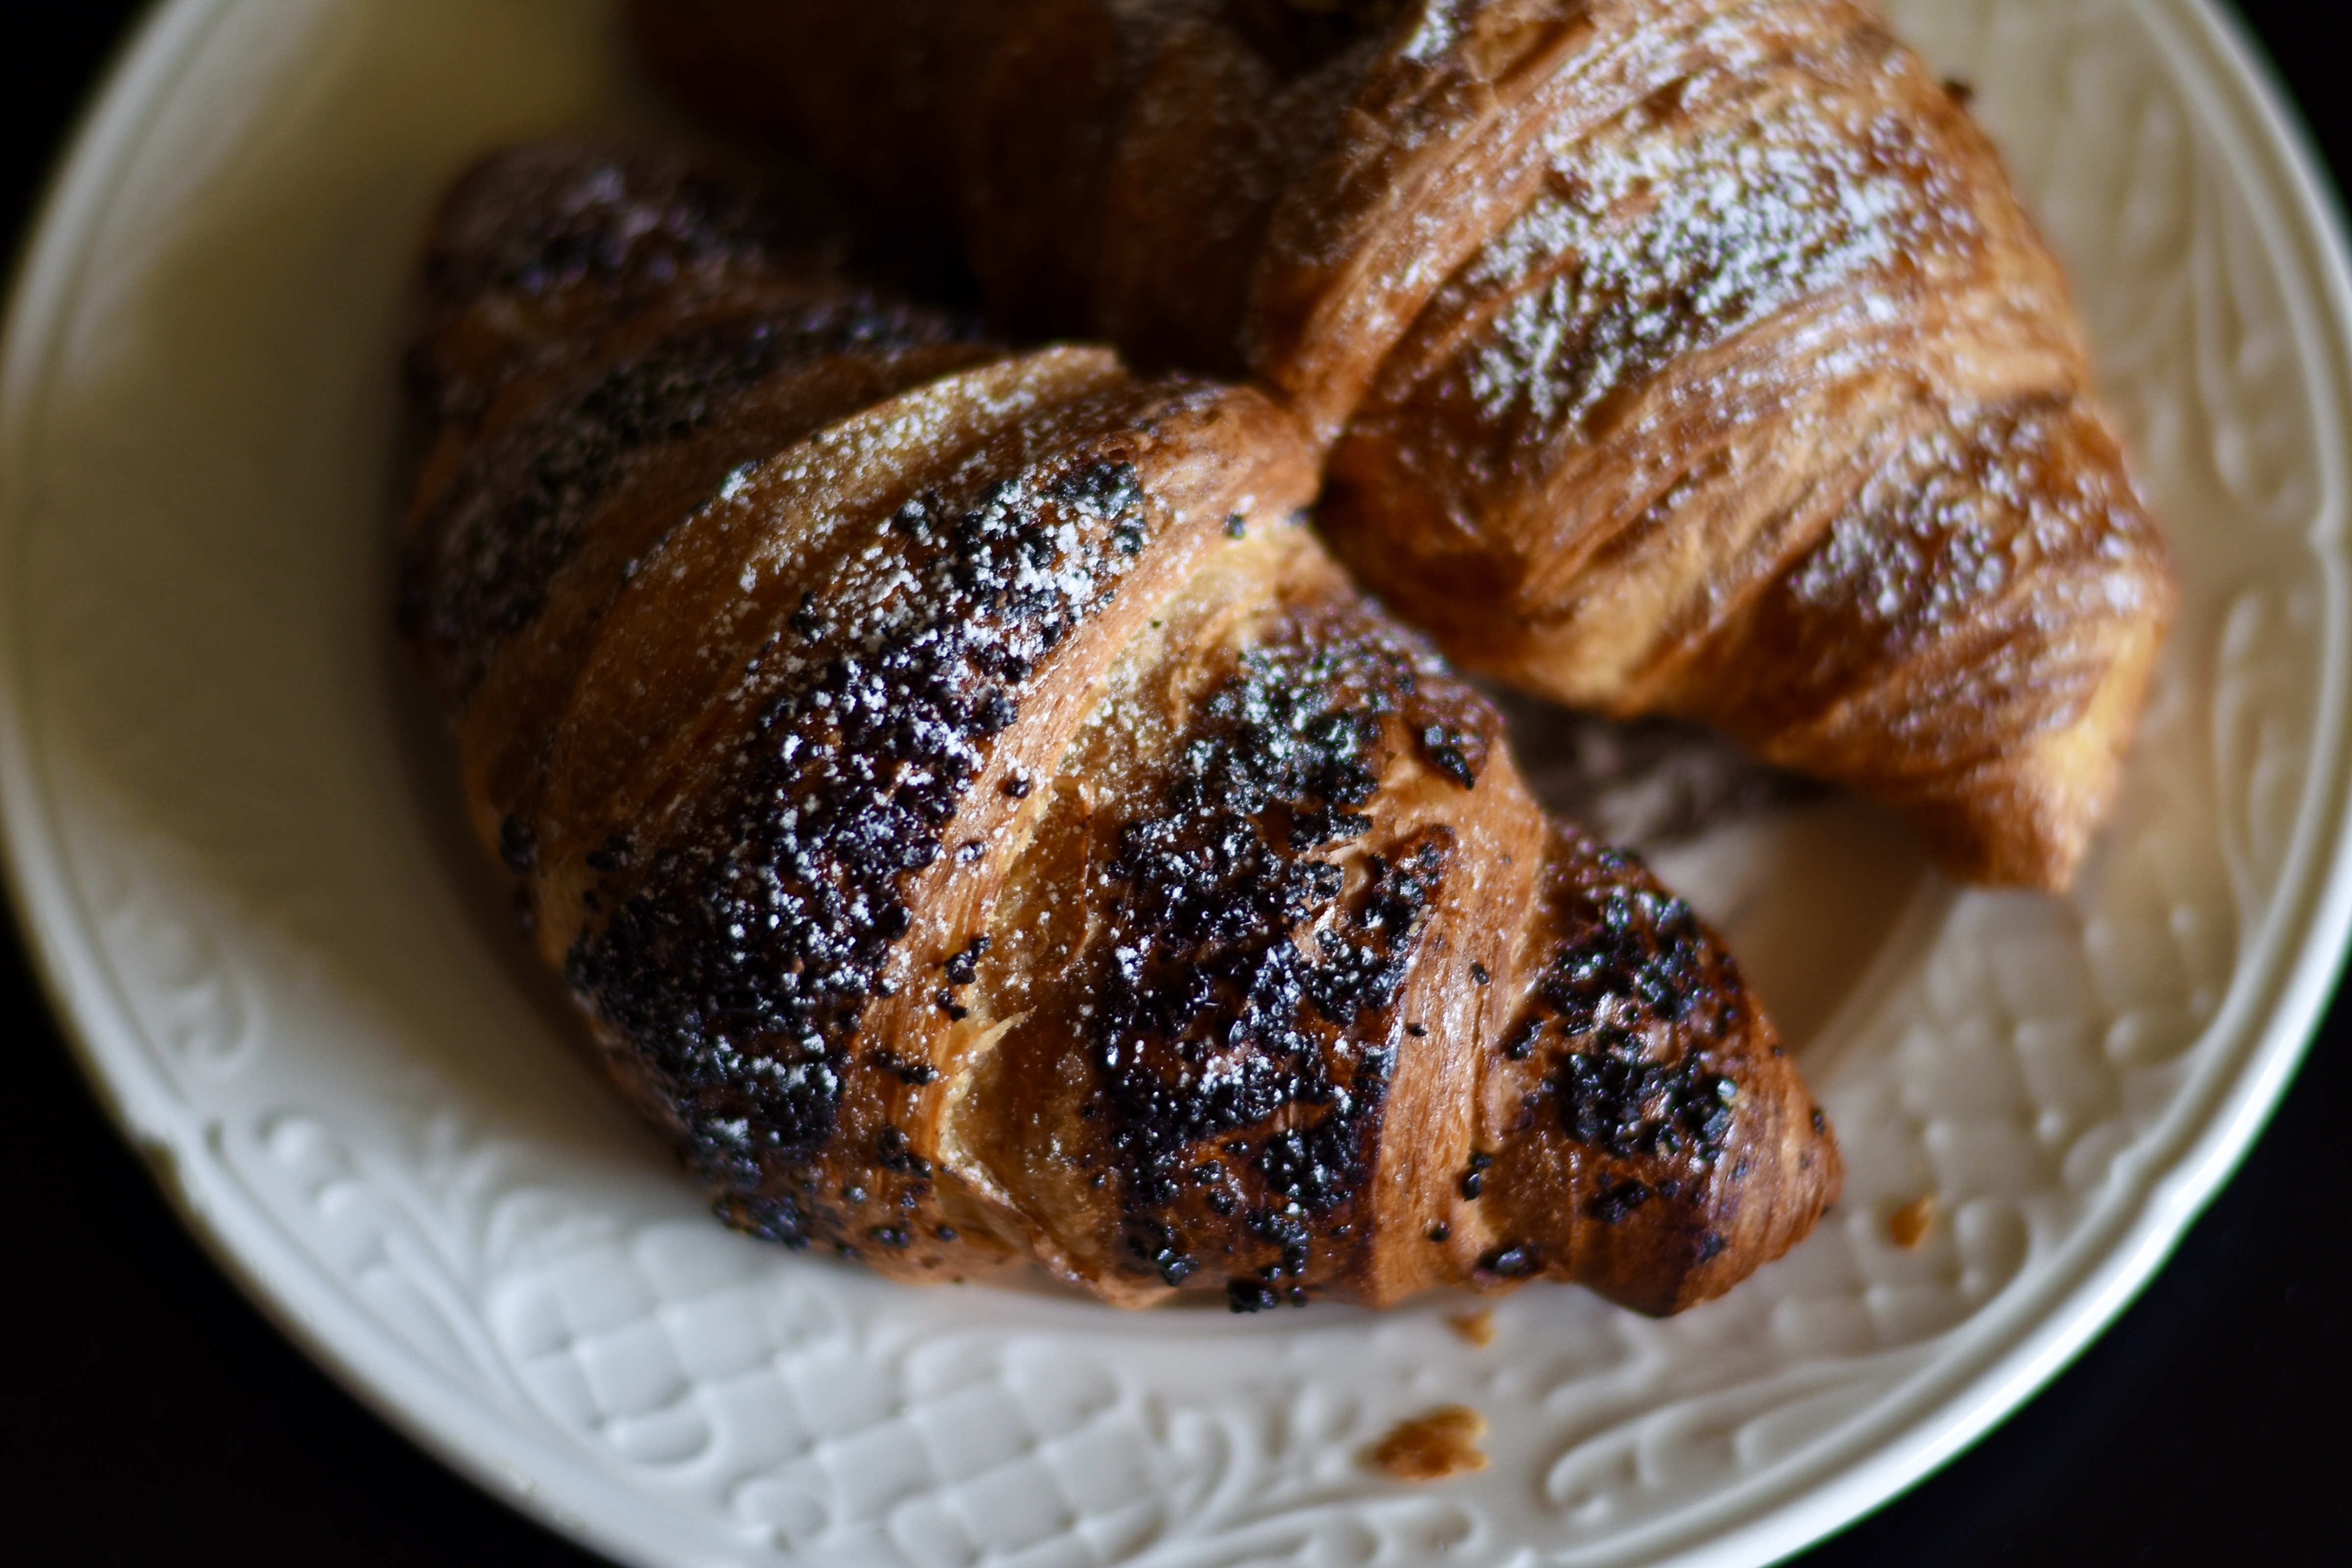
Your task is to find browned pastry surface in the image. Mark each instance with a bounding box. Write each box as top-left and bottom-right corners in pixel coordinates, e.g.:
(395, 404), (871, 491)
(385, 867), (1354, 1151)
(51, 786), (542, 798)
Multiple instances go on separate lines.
(630, 0), (2177, 889)
(404, 144), (1839, 1314)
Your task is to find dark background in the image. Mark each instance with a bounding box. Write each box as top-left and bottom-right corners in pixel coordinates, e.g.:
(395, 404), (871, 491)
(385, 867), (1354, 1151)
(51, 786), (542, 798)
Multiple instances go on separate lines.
(4, 4), (2345, 1564)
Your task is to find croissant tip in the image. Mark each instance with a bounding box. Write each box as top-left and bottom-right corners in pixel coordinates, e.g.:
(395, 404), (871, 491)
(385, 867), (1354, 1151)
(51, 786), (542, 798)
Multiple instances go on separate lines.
(1927, 824), (2085, 895)
(1622, 1103), (1844, 1320)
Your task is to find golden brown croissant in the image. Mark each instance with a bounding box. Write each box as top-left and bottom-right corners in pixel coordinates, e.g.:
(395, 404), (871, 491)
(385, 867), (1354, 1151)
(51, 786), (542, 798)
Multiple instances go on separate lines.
(629, 0), (2177, 890)
(403, 145), (1839, 1315)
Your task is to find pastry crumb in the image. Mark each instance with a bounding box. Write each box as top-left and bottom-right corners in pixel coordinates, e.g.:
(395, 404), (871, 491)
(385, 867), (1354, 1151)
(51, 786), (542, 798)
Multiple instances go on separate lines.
(1370, 1406), (1489, 1482)
(1446, 1308), (1496, 1347)
(1888, 1195), (1935, 1250)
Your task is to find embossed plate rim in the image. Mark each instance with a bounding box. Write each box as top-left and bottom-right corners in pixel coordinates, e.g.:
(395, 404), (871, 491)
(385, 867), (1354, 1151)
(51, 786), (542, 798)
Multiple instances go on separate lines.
(1661, 6), (2352, 1560)
(0, 7), (749, 1567)
(2, 3), (2348, 1567)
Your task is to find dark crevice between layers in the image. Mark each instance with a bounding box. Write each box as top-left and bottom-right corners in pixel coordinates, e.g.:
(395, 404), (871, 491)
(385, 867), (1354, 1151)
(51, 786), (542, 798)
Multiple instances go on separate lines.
(1224, 0), (1408, 78)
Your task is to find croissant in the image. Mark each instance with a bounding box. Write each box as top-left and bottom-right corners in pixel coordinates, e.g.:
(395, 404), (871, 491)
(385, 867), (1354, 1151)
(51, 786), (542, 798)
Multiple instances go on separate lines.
(628, 0), (2177, 890)
(402, 144), (1839, 1315)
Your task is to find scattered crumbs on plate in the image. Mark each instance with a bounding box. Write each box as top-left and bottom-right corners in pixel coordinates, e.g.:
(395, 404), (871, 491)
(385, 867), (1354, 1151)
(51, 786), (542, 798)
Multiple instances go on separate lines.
(1447, 1308), (1496, 1347)
(1370, 1406), (1490, 1482)
(1888, 1195), (1936, 1250)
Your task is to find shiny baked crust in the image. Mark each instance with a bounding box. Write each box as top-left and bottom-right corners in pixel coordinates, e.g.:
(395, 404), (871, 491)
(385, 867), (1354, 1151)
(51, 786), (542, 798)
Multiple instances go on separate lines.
(629, 0), (2177, 889)
(403, 145), (1839, 1314)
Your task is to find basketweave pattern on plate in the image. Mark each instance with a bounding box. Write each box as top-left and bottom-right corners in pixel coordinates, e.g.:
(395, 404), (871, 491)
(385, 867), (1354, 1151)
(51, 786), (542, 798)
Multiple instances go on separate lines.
(2, 2), (2343, 1566)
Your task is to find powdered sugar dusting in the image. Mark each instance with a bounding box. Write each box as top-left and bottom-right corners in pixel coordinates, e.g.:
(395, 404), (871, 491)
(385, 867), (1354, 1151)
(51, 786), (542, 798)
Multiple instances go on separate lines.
(566, 430), (1160, 1252)
(1446, 68), (1967, 439)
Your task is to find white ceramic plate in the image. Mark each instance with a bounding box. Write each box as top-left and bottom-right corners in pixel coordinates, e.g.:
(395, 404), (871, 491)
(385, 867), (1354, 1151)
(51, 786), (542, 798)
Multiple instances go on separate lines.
(5, 3), (2348, 1565)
